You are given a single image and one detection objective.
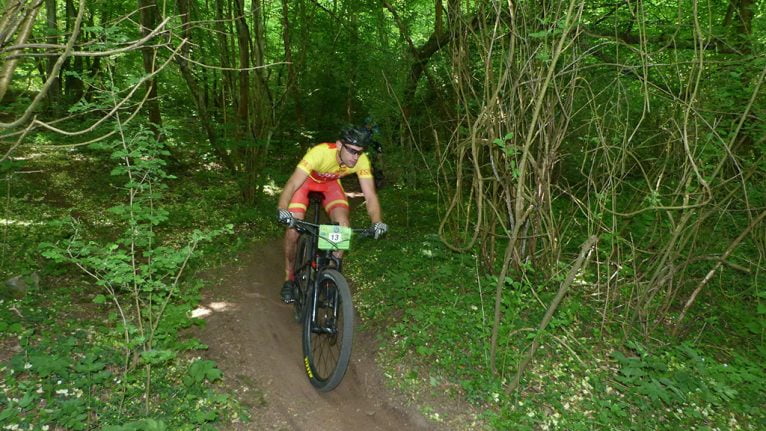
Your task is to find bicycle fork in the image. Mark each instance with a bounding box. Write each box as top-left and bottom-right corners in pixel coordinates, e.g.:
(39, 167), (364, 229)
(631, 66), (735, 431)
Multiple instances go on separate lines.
(309, 277), (340, 336)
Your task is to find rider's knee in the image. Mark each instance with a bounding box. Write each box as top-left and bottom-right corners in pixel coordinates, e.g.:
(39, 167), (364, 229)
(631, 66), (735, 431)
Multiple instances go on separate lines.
(329, 208), (350, 227)
(285, 228), (299, 241)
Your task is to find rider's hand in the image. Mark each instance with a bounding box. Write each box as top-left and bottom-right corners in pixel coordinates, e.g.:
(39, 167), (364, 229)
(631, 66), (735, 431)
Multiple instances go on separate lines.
(372, 222), (388, 239)
(277, 208), (294, 227)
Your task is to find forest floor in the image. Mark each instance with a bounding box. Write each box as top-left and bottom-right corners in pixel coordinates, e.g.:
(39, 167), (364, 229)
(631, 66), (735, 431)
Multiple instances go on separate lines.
(194, 238), (474, 430)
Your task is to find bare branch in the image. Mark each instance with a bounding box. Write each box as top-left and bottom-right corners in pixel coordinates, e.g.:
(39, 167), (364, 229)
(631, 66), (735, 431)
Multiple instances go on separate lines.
(27, 41), (185, 137)
(1, 17), (173, 58)
(0, 0), (85, 129)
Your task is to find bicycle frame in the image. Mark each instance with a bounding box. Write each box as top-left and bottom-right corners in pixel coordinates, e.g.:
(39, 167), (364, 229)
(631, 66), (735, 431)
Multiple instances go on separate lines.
(292, 194), (338, 323)
(286, 192), (373, 391)
(292, 192), (373, 318)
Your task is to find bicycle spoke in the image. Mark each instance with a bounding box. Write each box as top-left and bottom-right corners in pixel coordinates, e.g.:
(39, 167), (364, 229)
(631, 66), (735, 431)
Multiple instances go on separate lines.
(310, 284), (342, 379)
(302, 270), (354, 391)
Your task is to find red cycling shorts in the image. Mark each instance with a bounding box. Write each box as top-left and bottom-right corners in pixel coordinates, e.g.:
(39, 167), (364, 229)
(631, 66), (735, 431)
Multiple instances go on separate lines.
(288, 179), (348, 215)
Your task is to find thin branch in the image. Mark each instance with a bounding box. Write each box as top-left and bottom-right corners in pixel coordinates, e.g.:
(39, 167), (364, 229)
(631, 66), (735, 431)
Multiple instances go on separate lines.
(1, 17), (172, 58)
(165, 46), (287, 71)
(0, 0), (85, 129)
(26, 41), (185, 137)
(675, 208), (766, 333)
(508, 236), (598, 393)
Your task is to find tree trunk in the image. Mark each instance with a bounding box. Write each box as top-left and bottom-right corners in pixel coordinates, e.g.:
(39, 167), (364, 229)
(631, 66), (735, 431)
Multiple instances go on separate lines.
(435, 0), (444, 35)
(380, 0), (467, 120)
(232, 0), (251, 139)
(175, 0), (235, 171)
(281, 0), (303, 124)
(730, 0), (756, 156)
(0, 0), (44, 102)
(251, 0), (273, 136)
(344, 1), (358, 121)
(63, 0), (83, 101)
(45, 0), (60, 103)
(138, 0), (163, 139)
(81, 11), (101, 101)
(214, 0), (234, 122)
(231, 0), (258, 202)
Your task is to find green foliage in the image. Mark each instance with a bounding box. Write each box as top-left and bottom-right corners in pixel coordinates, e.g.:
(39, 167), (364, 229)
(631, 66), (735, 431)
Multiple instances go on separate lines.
(611, 342), (765, 414)
(1, 122), (251, 428)
(184, 360), (223, 387)
(2, 0), (765, 429)
(348, 184), (766, 429)
(746, 289), (766, 336)
(103, 419), (167, 431)
(0, 159), (26, 176)
(40, 126), (232, 360)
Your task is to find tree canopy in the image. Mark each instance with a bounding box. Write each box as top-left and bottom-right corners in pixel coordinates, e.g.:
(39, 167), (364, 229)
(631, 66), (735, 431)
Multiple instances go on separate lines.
(1, 0), (765, 428)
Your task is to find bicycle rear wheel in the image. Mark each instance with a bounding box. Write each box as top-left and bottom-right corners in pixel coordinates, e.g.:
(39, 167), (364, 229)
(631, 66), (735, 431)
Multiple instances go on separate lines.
(302, 269), (354, 392)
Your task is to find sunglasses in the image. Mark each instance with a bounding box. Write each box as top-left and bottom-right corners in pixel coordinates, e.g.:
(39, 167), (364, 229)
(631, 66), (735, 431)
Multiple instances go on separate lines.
(343, 144), (365, 156)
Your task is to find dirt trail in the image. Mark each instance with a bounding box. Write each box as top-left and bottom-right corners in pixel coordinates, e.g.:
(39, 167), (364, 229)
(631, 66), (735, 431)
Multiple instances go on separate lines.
(195, 239), (435, 430)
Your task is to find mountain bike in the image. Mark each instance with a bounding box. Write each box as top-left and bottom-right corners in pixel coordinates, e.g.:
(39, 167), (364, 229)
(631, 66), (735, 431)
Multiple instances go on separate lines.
(285, 192), (375, 391)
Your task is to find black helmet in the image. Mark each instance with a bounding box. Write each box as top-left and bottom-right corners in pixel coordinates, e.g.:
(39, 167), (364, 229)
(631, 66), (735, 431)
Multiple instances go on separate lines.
(340, 126), (372, 148)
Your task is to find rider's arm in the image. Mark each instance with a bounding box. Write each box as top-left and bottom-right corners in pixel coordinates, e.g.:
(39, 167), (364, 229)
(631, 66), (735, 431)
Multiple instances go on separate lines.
(358, 176), (382, 224)
(278, 167), (309, 210)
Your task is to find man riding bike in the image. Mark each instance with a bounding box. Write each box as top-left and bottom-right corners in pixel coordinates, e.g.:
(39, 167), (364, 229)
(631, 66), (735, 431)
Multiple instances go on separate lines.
(276, 126), (388, 303)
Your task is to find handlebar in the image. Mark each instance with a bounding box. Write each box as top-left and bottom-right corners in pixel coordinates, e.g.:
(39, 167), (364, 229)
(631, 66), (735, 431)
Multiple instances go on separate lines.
(289, 218), (376, 239)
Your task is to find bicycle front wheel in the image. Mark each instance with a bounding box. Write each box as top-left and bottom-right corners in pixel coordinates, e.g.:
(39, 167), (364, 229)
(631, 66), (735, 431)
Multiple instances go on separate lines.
(302, 269), (354, 392)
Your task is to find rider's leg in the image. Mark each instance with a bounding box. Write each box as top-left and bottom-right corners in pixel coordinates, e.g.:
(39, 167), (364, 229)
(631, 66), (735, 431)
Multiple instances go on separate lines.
(283, 211), (305, 281)
(280, 210), (305, 302)
(328, 206), (350, 259)
(328, 205), (350, 226)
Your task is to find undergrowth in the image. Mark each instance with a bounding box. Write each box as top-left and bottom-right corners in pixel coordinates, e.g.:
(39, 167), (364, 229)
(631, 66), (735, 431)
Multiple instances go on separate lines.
(349, 185), (766, 430)
(3, 126), (764, 429)
(0, 284), (241, 430)
(0, 125), (278, 429)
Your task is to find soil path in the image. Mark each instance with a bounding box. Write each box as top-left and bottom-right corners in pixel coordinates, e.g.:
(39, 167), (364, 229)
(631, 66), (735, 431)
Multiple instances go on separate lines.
(195, 239), (435, 430)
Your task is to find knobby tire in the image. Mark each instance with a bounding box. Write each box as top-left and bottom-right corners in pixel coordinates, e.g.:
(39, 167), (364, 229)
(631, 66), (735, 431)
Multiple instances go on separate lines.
(302, 269), (354, 392)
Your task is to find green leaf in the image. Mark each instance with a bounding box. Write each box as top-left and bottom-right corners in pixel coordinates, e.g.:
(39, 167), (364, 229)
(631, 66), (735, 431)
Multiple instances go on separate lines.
(30, 354), (70, 378)
(745, 319), (763, 334)
(0, 158), (26, 175)
(103, 419), (167, 431)
(140, 349), (176, 365)
(18, 392), (35, 409)
(186, 359), (222, 386)
(74, 356), (106, 373)
(191, 410), (218, 424)
(93, 294), (107, 304)
(0, 407), (18, 422)
(536, 50), (550, 61)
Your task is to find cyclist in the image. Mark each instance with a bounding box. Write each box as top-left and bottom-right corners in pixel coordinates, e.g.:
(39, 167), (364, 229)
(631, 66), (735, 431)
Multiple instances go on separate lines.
(276, 126), (388, 303)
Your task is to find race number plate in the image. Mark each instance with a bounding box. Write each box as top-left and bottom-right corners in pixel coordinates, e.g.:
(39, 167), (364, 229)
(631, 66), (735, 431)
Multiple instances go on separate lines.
(317, 225), (352, 250)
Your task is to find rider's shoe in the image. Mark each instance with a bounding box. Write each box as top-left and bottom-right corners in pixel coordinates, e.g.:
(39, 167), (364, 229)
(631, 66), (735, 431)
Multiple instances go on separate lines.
(281, 281), (295, 304)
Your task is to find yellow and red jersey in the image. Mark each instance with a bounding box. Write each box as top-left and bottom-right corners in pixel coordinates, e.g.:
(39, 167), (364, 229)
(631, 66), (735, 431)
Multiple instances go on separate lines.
(297, 143), (373, 183)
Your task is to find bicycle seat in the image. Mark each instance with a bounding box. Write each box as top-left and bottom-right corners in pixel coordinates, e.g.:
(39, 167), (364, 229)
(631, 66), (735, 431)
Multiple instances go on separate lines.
(308, 191), (324, 203)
